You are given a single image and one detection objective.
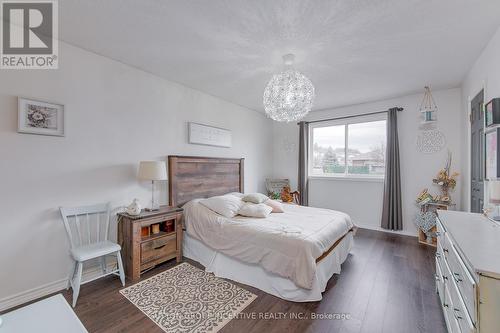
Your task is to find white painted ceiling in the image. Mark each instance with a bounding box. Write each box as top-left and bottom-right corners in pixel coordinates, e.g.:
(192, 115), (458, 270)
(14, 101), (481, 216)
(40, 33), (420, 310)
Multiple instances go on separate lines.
(59, 0), (500, 112)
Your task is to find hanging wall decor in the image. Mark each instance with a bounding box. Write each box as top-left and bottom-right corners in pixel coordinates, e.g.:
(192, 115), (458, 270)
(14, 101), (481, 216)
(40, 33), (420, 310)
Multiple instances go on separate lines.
(416, 85), (446, 153)
(419, 86), (438, 125)
(18, 97), (65, 136)
(485, 128), (500, 180)
(416, 130), (446, 154)
(188, 122), (232, 148)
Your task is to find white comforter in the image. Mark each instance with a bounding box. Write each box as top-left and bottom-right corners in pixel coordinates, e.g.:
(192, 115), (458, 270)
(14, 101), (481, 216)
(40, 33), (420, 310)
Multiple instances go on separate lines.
(183, 200), (353, 290)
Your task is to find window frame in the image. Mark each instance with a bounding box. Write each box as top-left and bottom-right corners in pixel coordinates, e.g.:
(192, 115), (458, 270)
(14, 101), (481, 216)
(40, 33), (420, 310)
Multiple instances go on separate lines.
(308, 113), (387, 181)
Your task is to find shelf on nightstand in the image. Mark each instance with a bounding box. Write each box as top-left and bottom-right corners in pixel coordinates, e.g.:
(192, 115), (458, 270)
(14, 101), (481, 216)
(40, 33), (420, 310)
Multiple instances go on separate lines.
(141, 230), (176, 243)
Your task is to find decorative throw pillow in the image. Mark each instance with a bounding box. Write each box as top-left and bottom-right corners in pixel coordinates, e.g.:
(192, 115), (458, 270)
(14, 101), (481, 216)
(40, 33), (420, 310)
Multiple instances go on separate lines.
(242, 193), (269, 204)
(199, 195), (243, 218)
(238, 203), (273, 218)
(264, 199), (284, 213)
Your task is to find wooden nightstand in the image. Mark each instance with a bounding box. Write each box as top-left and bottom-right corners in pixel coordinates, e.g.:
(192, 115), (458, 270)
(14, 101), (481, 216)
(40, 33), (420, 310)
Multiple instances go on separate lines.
(118, 206), (183, 281)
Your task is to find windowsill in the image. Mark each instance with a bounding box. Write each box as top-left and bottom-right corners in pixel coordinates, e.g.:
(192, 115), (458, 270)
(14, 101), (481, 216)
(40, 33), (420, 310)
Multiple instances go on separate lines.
(309, 175), (385, 182)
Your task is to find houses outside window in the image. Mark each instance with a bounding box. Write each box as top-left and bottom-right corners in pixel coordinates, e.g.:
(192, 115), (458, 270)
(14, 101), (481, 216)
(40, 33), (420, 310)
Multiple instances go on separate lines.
(309, 115), (387, 179)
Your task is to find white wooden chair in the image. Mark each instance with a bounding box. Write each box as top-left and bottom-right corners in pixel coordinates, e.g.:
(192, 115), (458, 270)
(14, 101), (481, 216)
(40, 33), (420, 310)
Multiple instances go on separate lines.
(60, 203), (125, 307)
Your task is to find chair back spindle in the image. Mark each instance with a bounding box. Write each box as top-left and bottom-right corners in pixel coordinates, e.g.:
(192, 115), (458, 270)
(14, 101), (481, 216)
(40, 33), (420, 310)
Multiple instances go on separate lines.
(60, 203), (112, 249)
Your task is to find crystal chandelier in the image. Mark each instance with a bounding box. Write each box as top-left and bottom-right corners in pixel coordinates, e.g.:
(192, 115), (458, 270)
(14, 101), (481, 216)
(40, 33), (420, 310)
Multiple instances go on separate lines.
(263, 54), (315, 122)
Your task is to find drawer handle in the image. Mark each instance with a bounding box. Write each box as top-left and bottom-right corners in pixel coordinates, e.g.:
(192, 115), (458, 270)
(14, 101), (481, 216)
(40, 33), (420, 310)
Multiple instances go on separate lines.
(154, 245), (166, 250)
(435, 252), (441, 259)
(453, 272), (463, 282)
(443, 248), (449, 253)
(442, 275), (448, 281)
(443, 302), (449, 308)
(453, 308), (463, 320)
(435, 274), (440, 281)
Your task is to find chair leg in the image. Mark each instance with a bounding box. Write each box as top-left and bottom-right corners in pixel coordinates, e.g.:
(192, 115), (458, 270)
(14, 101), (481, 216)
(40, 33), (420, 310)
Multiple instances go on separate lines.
(67, 261), (77, 290)
(72, 262), (83, 308)
(116, 251), (125, 287)
(100, 256), (107, 274)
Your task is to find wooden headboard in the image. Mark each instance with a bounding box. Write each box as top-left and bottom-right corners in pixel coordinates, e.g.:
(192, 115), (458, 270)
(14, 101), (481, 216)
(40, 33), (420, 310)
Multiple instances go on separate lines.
(168, 156), (244, 207)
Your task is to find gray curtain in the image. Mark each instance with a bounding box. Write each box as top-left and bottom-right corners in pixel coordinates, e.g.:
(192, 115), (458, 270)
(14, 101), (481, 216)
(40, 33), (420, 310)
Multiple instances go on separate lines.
(298, 121), (309, 206)
(381, 108), (402, 230)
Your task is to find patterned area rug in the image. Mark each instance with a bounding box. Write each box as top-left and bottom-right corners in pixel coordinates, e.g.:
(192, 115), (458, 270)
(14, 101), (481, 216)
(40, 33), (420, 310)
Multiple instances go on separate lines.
(120, 263), (257, 333)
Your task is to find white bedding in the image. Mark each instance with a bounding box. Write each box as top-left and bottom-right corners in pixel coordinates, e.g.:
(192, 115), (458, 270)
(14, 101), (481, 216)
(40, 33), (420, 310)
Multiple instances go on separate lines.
(183, 200), (354, 289)
(183, 232), (353, 302)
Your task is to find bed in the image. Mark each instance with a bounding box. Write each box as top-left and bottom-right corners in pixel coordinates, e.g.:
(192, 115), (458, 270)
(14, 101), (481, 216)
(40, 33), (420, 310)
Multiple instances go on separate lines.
(168, 155), (354, 302)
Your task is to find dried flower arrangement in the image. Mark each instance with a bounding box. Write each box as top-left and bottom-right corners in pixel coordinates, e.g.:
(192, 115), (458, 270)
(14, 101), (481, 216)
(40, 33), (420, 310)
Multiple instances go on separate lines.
(414, 152), (459, 242)
(432, 151), (459, 202)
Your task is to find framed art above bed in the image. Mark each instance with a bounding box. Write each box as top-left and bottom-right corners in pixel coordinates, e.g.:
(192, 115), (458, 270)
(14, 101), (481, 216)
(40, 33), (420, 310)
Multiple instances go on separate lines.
(188, 122), (232, 148)
(168, 155), (244, 207)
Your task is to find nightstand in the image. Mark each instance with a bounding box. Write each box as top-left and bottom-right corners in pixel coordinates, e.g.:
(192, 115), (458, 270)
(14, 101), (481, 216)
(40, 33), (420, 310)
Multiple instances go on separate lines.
(118, 206), (183, 281)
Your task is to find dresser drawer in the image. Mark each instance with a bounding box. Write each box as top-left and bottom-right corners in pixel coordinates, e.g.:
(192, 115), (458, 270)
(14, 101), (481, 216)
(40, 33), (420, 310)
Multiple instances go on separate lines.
(440, 244), (453, 285)
(141, 234), (177, 264)
(440, 232), (452, 260)
(448, 275), (475, 333)
(435, 257), (445, 305)
(444, 284), (462, 333)
(436, 218), (446, 241)
(436, 242), (445, 264)
(445, 234), (476, 324)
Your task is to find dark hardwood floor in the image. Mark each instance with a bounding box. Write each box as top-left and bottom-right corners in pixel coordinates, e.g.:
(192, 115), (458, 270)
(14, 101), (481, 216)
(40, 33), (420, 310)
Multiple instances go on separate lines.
(7, 229), (447, 333)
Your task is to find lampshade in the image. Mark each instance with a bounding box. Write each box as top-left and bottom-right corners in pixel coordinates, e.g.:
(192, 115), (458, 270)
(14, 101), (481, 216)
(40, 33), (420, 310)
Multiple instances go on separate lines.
(138, 161), (167, 181)
(489, 181), (500, 204)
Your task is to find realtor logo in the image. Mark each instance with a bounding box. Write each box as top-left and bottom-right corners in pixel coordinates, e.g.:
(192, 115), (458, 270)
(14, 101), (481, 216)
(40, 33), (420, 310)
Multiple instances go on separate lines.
(1, 0), (58, 69)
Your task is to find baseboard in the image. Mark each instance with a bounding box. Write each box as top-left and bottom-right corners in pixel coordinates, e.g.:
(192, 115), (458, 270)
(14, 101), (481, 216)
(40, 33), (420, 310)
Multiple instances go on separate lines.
(0, 261), (119, 313)
(0, 278), (67, 313)
(355, 223), (417, 237)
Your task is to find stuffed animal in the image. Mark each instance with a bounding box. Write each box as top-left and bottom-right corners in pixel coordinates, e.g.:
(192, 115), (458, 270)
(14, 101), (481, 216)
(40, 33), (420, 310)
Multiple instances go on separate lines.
(280, 186), (294, 203)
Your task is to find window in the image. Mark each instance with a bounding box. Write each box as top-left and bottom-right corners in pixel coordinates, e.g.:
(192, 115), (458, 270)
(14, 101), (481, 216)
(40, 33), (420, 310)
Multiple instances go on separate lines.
(310, 116), (387, 178)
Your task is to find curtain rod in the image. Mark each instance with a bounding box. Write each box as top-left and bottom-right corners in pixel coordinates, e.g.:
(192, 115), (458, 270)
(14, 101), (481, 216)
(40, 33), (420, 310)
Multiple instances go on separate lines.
(298, 107), (404, 125)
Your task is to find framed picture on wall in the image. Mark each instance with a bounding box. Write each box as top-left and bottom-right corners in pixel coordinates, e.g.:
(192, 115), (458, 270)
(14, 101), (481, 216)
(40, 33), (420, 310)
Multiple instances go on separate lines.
(188, 122), (231, 148)
(485, 128), (500, 180)
(18, 98), (65, 137)
(485, 98), (500, 128)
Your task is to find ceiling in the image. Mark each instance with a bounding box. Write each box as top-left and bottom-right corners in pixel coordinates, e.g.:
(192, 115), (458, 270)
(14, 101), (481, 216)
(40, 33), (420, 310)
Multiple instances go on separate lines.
(59, 0), (500, 112)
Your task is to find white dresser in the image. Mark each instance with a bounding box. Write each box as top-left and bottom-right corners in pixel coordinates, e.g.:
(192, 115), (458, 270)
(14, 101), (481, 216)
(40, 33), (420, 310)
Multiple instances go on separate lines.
(0, 294), (87, 332)
(436, 211), (500, 333)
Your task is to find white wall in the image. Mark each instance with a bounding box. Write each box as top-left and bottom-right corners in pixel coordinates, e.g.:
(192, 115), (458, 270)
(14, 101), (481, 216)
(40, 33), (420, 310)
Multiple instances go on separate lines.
(273, 88), (463, 236)
(461, 26), (500, 212)
(0, 42), (273, 308)
(4, 25), (497, 312)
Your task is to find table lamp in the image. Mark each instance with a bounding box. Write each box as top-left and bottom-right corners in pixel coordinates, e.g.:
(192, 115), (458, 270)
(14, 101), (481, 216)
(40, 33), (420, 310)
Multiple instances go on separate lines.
(489, 180), (500, 221)
(138, 161), (167, 211)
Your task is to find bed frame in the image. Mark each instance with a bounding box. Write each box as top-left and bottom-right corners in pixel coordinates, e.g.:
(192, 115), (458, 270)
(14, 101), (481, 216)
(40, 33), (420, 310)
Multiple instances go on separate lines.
(168, 155), (244, 207)
(168, 155), (353, 264)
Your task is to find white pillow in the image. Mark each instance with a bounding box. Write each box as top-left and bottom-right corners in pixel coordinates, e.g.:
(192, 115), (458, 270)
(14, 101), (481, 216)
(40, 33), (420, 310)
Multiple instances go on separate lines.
(265, 199), (284, 213)
(199, 195), (243, 218)
(225, 192), (245, 198)
(238, 203), (273, 218)
(242, 193), (269, 204)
